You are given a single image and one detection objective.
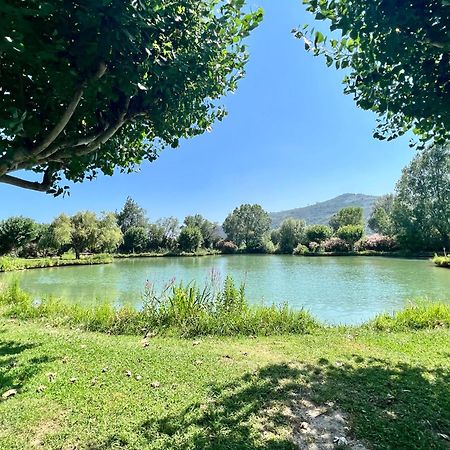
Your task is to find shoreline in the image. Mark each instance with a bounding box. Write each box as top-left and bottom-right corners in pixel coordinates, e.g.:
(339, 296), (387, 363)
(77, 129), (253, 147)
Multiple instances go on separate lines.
(0, 250), (437, 273)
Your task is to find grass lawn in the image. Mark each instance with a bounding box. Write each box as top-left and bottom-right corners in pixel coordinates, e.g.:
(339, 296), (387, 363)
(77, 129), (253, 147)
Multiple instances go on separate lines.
(1, 319), (449, 450)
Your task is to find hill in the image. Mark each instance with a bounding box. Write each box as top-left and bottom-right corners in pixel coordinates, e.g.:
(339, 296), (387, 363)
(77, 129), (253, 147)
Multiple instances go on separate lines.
(269, 193), (379, 228)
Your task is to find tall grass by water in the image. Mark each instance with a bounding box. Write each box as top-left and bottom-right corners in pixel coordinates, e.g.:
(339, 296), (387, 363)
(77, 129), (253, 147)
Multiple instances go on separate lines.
(0, 276), (319, 337)
(0, 254), (113, 272)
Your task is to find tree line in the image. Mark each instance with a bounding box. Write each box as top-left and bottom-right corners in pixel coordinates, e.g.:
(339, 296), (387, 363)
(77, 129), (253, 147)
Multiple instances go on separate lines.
(0, 143), (447, 259)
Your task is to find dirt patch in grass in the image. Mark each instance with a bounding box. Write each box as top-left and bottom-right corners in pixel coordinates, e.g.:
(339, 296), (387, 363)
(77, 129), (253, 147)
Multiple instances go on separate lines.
(30, 414), (64, 448)
(288, 397), (369, 450)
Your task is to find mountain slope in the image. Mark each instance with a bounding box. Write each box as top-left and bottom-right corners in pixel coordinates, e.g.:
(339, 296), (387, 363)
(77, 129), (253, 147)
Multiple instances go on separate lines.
(269, 193), (379, 228)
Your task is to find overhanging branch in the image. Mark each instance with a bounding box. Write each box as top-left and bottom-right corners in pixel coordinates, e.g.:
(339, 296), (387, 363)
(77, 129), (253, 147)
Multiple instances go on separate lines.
(0, 173), (52, 192)
(31, 62), (107, 157)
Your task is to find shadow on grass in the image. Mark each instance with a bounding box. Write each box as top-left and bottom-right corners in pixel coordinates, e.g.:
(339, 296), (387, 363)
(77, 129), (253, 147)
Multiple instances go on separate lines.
(88, 359), (450, 450)
(0, 340), (55, 394)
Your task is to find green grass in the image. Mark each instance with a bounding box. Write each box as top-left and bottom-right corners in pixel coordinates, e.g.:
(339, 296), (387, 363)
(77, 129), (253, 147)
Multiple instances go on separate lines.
(0, 280), (319, 337)
(0, 254), (113, 272)
(433, 255), (450, 268)
(1, 319), (449, 450)
(370, 301), (450, 331)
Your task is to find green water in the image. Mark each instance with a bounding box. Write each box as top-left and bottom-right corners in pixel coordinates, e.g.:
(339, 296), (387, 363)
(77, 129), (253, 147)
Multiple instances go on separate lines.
(1, 255), (449, 325)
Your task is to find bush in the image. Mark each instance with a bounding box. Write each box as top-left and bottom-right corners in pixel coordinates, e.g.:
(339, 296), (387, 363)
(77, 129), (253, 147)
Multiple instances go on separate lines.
(336, 224), (365, 250)
(216, 240), (238, 254)
(278, 218), (305, 253)
(293, 244), (309, 255)
(355, 234), (398, 252)
(178, 226), (203, 252)
(305, 225), (333, 244)
(308, 241), (321, 253)
(323, 237), (350, 253)
(122, 226), (149, 253)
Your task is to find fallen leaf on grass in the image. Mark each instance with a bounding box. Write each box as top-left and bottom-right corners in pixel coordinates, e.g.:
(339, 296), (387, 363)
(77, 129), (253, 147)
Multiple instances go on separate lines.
(135, 375), (142, 381)
(69, 377), (77, 383)
(91, 378), (97, 386)
(101, 367), (108, 373)
(192, 340), (201, 346)
(151, 381), (160, 388)
(193, 360), (203, 366)
(36, 385), (46, 393)
(2, 389), (17, 399)
(48, 372), (57, 382)
(125, 370), (132, 377)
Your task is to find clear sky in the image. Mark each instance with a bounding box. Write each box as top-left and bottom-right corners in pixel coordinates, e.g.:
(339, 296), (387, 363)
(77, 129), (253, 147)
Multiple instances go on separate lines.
(1, 0), (414, 224)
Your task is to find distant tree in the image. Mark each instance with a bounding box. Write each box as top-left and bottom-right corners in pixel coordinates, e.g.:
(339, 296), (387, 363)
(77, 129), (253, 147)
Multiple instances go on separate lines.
(392, 145), (450, 251)
(270, 228), (281, 246)
(336, 225), (365, 250)
(156, 217), (180, 249)
(368, 195), (395, 236)
(42, 214), (73, 254)
(116, 197), (148, 233)
(96, 212), (123, 253)
(296, 0), (450, 148)
(183, 214), (219, 248)
(147, 223), (166, 251)
(178, 226), (203, 252)
(223, 204), (271, 250)
(122, 226), (149, 253)
(0, 1), (262, 194)
(278, 218), (306, 253)
(69, 211), (99, 259)
(329, 207), (364, 231)
(305, 224), (333, 244)
(0, 216), (40, 255)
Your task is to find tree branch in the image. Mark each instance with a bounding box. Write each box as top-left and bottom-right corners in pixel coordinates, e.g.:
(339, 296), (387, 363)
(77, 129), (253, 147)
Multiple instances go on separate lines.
(31, 62), (107, 156)
(0, 173), (53, 192)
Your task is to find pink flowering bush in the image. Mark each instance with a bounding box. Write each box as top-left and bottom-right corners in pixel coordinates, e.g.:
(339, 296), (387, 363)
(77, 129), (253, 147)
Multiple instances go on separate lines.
(216, 240), (238, 254)
(323, 237), (351, 253)
(308, 241), (321, 253)
(355, 234), (398, 252)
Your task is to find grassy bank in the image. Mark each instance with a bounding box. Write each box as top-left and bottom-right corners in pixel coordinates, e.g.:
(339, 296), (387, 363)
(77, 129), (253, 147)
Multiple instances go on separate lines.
(0, 280), (319, 337)
(1, 318), (449, 450)
(433, 255), (450, 268)
(0, 255), (113, 272)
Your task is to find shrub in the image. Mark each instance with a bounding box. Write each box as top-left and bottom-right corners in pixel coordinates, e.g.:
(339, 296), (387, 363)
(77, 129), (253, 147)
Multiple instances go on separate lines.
(122, 226), (149, 253)
(355, 234), (398, 252)
(305, 225), (333, 244)
(278, 218), (305, 253)
(178, 226), (203, 252)
(323, 237), (350, 253)
(308, 241), (321, 253)
(293, 244), (309, 255)
(216, 240), (238, 254)
(336, 224), (364, 250)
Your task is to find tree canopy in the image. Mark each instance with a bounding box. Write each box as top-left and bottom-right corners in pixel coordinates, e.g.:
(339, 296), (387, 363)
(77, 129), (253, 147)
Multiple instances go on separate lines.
(296, 0), (450, 148)
(392, 145), (450, 250)
(0, 0), (262, 194)
(223, 204), (271, 250)
(329, 206), (363, 231)
(116, 197), (148, 233)
(368, 195), (395, 236)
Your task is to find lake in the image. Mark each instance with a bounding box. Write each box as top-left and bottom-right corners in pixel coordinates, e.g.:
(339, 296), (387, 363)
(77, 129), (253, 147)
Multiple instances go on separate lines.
(1, 255), (449, 325)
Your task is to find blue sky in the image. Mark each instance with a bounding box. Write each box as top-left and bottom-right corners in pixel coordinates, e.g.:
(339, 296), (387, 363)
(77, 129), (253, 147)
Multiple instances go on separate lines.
(1, 0), (413, 224)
